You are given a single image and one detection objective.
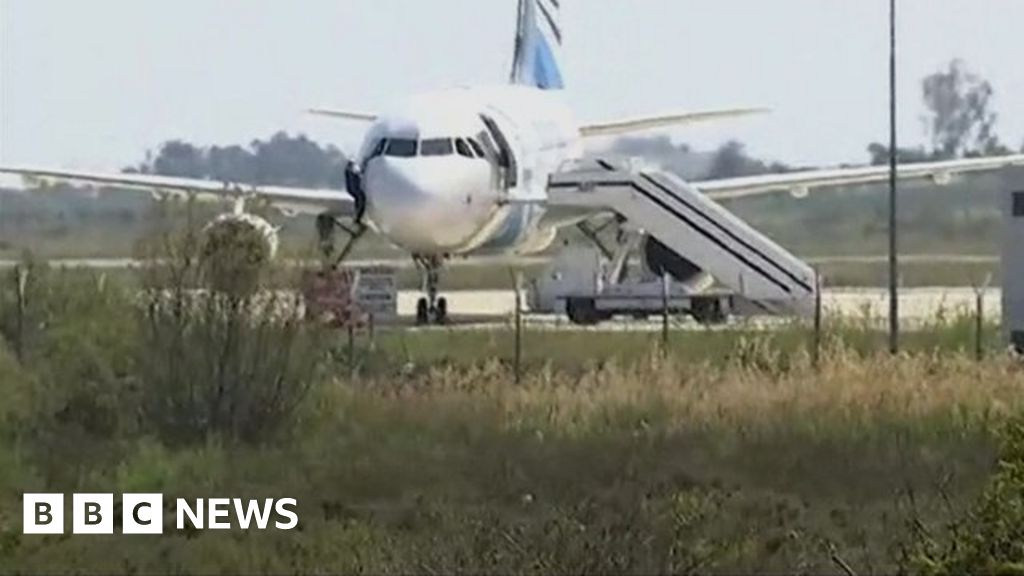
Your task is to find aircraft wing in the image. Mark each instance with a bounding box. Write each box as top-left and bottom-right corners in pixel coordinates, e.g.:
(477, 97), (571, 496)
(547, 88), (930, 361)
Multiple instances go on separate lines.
(580, 108), (768, 138)
(695, 155), (1024, 201)
(0, 166), (355, 217)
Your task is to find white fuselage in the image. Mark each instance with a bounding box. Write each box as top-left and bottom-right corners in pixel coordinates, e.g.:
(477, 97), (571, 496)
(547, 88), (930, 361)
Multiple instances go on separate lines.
(357, 85), (583, 257)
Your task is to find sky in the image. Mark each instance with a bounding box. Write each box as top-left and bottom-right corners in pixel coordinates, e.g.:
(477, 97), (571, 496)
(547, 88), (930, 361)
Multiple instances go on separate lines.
(1, 0), (1022, 171)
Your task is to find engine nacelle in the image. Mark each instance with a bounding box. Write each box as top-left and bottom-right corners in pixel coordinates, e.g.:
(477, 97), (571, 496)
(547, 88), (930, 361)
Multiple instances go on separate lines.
(202, 212), (280, 263)
(200, 213), (280, 295)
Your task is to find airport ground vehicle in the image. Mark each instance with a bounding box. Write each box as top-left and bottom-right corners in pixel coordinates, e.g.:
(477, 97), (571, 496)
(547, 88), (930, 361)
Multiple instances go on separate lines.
(529, 246), (736, 325)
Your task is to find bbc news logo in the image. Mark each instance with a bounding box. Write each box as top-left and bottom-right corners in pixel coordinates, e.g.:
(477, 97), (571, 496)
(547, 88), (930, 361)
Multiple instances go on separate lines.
(23, 494), (298, 534)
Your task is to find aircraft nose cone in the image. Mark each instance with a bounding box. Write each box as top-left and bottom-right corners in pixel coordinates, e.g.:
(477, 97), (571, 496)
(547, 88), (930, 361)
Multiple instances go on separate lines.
(364, 158), (493, 253)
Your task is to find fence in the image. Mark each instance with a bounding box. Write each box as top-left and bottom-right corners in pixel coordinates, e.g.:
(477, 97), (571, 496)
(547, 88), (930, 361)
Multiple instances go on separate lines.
(326, 272), (1003, 382)
(0, 263), (1006, 381)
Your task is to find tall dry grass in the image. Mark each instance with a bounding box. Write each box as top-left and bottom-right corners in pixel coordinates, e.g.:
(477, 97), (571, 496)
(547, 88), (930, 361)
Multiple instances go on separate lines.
(356, 341), (1024, 440)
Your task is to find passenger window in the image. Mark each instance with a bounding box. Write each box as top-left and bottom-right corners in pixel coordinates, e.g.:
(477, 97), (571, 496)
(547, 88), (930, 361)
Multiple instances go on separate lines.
(421, 138), (454, 156)
(385, 139), (417, 157)
(455, 139), (473, 158)
(467, 138), (486, 158)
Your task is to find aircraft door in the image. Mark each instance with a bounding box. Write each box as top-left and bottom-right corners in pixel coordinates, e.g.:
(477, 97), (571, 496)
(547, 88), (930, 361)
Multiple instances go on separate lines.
(480, 114), (519, 191)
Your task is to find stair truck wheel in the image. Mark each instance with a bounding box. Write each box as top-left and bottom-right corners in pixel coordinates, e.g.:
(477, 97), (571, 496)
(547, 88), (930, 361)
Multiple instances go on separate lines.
(566, 298), (604, 326)
(691, 297), (727, 325)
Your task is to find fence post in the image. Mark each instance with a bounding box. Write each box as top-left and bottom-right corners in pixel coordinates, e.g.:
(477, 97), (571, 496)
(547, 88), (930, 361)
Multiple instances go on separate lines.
(813, 270), (823, 370)
(368, 313), (376, 352)
(661, 272), (670, 355)
(347, 322), (356, 379)
(973, 274), (991, 363)
(975, 289), (984, 362)
(514, 272), (523, 384)
(14, 265), (27, 362)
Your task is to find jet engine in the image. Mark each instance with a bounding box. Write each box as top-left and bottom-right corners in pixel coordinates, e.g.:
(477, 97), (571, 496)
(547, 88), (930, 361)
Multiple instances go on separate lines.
(200, 213), (279, 294)
(202, 212), (280, 263)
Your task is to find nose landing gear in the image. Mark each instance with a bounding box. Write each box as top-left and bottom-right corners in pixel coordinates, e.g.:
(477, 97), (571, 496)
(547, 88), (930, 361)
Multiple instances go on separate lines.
(415, 256), (448, 326)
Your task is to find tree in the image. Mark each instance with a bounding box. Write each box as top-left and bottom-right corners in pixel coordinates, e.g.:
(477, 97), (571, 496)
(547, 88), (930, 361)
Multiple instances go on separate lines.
(923, 59), (1004, 159)
(705, 141), (790, 180)
(207, 145), (256, 184)
(251, 132), (347, 188)
(605, 135), (703, 178)
(868, 59), (1009, 164)
(866, 143), (932, 166)
(130, 132), (349, 189)
(152, 141), (206, 178)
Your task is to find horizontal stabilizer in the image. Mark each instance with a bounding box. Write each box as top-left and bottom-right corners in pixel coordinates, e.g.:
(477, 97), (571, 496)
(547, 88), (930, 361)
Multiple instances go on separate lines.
(307, 108), (378, 123)
(580, 107), (769, 138)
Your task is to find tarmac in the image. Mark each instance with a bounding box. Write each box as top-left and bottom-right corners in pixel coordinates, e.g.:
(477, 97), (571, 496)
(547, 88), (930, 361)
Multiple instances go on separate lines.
(397, 287), (1000, 327)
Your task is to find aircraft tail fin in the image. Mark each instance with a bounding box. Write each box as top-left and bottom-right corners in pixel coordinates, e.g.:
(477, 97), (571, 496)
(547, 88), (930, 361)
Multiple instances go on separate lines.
(510, 0), (565, 90)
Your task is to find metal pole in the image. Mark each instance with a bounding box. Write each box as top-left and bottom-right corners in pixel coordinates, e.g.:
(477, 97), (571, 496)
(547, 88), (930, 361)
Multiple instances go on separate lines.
(888, 0), (900, 354)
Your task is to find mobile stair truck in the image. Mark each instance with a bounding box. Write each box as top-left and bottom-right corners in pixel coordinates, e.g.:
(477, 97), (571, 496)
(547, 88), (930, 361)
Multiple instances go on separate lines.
(530, 159), (818, 326)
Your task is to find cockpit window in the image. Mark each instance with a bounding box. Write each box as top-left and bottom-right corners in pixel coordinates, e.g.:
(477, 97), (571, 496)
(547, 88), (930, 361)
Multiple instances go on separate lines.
(467, 138), (486, 158)
(420, 138), (454, 157)
(369, 139), (388, 160)
(385, 139), (417, 157)
(455, 138), (473, 158)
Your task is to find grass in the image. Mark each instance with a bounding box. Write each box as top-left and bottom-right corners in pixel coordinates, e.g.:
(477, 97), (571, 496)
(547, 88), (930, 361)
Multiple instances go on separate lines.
(5, 257), (1002, 297)
(5, 343), (1018, 573)
(347, 306), (1001, 373)
(0, 263), (1021, 573)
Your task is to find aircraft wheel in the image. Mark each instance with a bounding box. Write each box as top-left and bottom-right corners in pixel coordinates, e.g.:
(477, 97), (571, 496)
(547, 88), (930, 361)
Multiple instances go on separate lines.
(566, 298), (602, 326)
(416, 298), (430, 326)
(435, 297), (449, 325)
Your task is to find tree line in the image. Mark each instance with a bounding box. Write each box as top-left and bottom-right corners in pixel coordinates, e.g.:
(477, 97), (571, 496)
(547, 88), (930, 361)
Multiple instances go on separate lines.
(125, 132), (350, 189)
(122, 59), (1021, 190)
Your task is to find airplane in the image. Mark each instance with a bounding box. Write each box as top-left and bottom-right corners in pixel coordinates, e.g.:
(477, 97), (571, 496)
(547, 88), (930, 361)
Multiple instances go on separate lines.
(3, 0), (1024, 325)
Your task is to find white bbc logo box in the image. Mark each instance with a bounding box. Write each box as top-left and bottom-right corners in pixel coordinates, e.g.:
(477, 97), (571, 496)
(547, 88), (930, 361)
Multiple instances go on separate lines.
(23, 494), (297, 534)
(24, 493), (163, 535)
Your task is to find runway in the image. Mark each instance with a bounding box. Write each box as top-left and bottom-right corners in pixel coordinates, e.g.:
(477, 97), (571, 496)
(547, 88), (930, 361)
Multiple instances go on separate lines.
(397, 287), (1000, 326)
(0, 258), (1001, 328)
(0, 253), (996, 270)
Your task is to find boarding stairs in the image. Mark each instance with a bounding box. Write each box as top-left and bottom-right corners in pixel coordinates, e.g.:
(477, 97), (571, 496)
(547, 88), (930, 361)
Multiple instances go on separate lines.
(547, 159), (818, 317)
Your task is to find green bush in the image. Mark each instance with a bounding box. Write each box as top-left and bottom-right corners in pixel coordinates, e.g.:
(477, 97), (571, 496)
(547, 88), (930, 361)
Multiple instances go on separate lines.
(135, 220), (330, 445)
(902, 416), (1024, 575)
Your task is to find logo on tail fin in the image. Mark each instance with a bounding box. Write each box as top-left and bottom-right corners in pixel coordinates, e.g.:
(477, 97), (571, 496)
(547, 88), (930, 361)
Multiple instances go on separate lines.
(510, 0), (565, 90)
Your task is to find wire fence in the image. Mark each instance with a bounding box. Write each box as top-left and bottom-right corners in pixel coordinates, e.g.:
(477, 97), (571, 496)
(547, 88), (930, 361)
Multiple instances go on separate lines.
(318, 270), (1008, 381)
(4, 262), (1007, 383)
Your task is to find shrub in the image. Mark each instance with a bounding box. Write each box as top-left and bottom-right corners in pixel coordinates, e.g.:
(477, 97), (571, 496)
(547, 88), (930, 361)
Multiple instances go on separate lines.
(134, 211), (330, 445)
(902, 416), (1024, 574)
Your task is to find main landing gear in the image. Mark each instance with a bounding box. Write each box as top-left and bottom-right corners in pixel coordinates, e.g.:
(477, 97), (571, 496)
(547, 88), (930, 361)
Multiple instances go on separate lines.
(415, 256), (448, 326)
